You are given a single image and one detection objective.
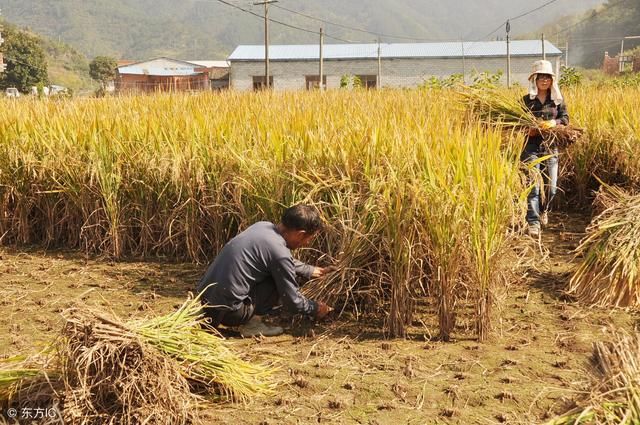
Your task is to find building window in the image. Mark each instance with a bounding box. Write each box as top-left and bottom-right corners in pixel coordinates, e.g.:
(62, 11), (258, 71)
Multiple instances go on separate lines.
(252, 76), (274, 90)
(356, 75), (377, 89)
(305, 75), (327, 90)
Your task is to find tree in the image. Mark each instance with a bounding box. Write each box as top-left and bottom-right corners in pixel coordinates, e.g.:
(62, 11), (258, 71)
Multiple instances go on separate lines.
(0, 26), (48, 92)
(89, 56), (117, 88)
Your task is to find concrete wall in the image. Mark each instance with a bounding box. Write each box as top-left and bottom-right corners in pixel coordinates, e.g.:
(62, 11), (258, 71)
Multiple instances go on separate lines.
(230, 56), (562, 90)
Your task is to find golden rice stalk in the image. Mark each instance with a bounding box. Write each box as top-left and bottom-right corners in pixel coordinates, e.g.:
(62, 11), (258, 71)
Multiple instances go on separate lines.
(546, 330), (640, 425)
(569, 185), (640, 307)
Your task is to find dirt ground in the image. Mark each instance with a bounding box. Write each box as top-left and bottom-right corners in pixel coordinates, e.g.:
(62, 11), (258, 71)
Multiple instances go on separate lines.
(0, 212), (637, 424)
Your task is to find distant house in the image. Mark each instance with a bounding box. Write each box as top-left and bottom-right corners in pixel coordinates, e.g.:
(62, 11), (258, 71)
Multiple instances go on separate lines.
(115, 57), (229, 93)
(188, 60), (231, 90)
(228, 40), (562, 91)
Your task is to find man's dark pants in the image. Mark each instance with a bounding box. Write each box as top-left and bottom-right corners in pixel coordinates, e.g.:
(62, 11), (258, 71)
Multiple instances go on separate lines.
(202, 278), (279, 327)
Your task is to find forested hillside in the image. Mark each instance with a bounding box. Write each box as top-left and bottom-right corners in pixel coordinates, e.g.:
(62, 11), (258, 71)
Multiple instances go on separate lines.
(0, 0), (603, 60)
(534, 0), (640, 67)
(1, 19), (94, 91)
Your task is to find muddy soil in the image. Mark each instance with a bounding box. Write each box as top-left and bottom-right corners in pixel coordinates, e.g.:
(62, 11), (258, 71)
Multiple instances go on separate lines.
(1, 212), (637, 424)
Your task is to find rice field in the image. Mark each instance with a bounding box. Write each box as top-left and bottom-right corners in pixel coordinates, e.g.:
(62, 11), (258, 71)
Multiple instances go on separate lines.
(0, 89), (530, 339)
(1, 85), (640, 423)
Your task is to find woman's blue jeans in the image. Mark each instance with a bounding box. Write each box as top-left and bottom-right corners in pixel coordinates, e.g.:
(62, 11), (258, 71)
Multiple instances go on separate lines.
(521, 145), (558, 225)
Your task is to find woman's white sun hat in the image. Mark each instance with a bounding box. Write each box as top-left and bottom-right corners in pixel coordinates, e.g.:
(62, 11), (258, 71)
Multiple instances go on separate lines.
(528, 60), (563, 105)
(528, 60), (556, 81)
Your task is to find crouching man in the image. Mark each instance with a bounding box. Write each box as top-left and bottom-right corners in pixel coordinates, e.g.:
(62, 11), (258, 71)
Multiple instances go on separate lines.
(197, 204), (333, 337)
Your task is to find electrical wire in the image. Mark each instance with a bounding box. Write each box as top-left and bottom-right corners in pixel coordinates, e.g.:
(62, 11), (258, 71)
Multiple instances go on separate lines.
(557, 0), (629, 35)
(212, 0), (353, 43)
(272, 3), (447, 42)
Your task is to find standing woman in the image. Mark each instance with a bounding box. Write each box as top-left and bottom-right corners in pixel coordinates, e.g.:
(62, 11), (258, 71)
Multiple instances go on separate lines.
(522, 60), (569, 237)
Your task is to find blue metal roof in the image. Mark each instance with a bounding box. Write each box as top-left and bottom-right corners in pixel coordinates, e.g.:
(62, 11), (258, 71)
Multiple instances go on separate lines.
(228, 40), (562, 61)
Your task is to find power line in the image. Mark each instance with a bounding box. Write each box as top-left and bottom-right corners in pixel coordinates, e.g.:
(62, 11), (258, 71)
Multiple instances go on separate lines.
(276, 0), (564, 45)
(557, 0), (629, 35)
(272, 3), (446, 42)
(211, 0), (353, 43)
(510, 0), (560, 21)
(472, 0), (566, 43)
(473, 23), (505, 43)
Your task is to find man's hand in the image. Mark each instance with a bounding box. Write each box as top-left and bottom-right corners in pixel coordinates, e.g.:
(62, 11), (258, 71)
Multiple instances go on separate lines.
(311, 266), (339, 278)
(315, 301), (333, 320)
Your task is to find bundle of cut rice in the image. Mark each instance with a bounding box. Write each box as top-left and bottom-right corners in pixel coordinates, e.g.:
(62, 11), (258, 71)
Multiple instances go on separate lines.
(1, 295), (275, 425)
(569, 185), (640, 307)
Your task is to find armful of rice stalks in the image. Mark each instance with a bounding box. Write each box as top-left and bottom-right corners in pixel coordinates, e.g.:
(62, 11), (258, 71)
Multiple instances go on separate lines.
(457, 87), (539, 130)
(541, 125), (585, 150)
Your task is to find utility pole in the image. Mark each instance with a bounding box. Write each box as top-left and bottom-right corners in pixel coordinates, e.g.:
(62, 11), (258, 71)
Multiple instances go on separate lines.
(506, 20), (511, 88)
(541, 33), (546, 60)
(319, 27), (324, 90)
(0, 8), (4, 73)
(620, 38), (625, 72)
(461, 39), (466, 85)
(254, 0), (277, 89)
(377, 38), (382, 89)
(565, 40), (569, 67)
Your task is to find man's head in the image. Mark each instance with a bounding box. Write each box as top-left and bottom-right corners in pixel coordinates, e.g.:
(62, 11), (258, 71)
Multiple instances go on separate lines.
(279, 204), (323, 249)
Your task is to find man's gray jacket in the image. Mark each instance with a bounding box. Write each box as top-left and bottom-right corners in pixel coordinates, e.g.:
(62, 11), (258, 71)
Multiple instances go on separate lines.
(196, 221), (318, 316)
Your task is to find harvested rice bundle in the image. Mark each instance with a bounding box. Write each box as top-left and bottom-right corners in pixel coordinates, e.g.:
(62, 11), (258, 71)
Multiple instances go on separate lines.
(61, 308), (199, 425)
(459, 87), (584, 149)
(546, 330), (640, 424)
(569, 185), (640, 307)
(129, 295), (276, 401)
(1, 296), (275, 424)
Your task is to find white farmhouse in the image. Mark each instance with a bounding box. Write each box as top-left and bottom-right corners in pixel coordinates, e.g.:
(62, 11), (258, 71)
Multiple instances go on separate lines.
(228, 40), (562, 91)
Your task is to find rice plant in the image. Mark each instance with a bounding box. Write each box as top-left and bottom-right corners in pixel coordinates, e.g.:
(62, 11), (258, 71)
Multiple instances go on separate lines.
(560, 86), (640, 203)
(0, 89), (531, 338)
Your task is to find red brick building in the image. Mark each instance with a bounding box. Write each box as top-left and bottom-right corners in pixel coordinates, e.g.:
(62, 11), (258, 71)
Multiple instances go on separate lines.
(602, 51), (640, 75)
(116, 57), (229, 93)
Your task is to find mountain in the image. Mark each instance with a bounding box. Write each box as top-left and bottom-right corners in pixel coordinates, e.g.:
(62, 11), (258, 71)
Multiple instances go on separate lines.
(0, 0), (605, 61)
(529, 0), (640, 68)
